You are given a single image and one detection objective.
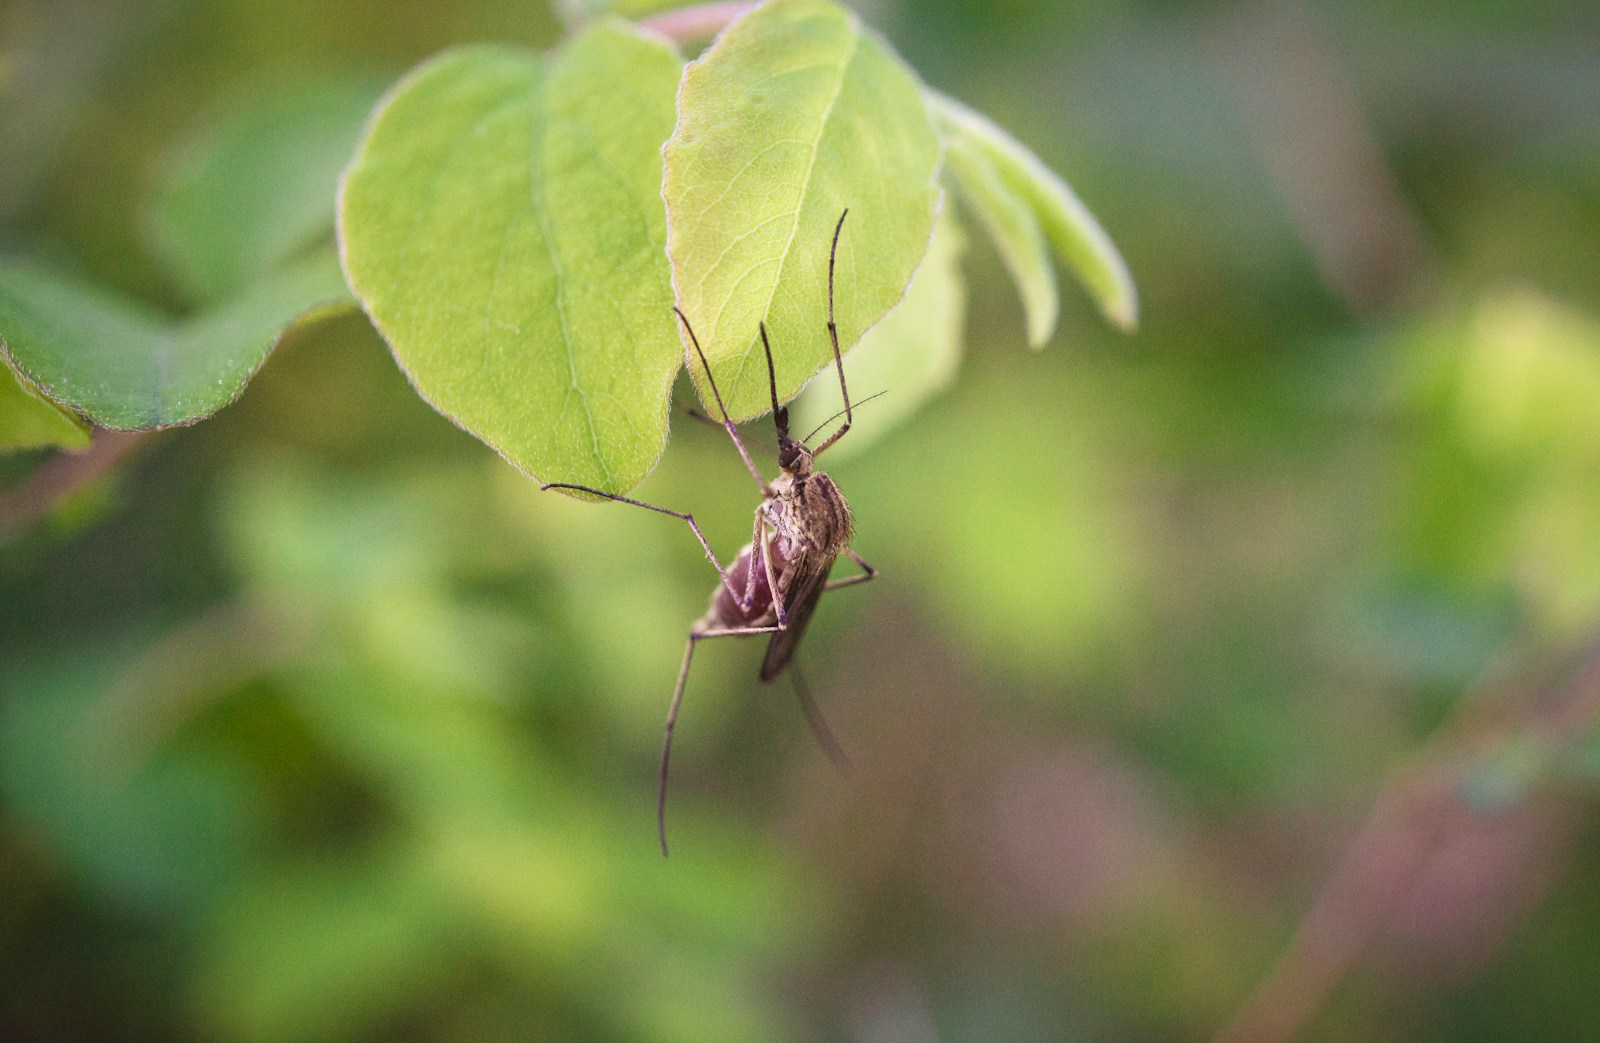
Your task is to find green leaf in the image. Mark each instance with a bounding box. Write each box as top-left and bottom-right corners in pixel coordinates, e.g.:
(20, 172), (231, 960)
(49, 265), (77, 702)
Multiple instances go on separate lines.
(146, 72), (390, 305)
(0, 356), (89, 451)
(790, 203), (966, 458)
(942, 131), (1056, 348)
(0, 251), (351, 430)
(339, 24), (684, 494)
(932, 91), (1138, 333)
(663, 0), (942, 420)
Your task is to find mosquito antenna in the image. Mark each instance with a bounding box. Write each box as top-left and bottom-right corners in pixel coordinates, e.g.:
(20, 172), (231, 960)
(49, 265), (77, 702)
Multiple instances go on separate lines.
(759, 322), (789, 439)
(675, 306), (766, 490)
(812, 209), (854, 457)
(801, 388), (890, 444)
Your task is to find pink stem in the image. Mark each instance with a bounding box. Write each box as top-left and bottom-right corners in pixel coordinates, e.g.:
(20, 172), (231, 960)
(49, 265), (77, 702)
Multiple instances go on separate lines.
(0, 428), (149, 538)
(638, 2), (755, 45)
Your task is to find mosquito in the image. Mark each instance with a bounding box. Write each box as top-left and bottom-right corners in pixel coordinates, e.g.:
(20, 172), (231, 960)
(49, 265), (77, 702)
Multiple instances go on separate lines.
(543, 210), (875, 856)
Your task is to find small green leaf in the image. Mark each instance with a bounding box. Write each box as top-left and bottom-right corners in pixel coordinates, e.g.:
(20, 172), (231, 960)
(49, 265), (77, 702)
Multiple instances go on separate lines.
(943, 133), (1055, 348)
(0, 251), (350, 430)
(932, 91), (1138, 332)
(0, 357), (90, 451)
(663, 0), (942, 420)
(791, 203), (966, 458)
(147, 73), (390, 304)
(339, 24), (684, 494)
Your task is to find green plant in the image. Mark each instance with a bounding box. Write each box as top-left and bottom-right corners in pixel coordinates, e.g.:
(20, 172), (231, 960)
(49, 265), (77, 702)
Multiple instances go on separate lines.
(1, 0), (1133, 494)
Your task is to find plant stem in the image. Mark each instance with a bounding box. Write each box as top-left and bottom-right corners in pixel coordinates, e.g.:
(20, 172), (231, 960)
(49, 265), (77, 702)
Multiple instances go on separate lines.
(638, 2), (754, 45)
(1213, 636), (1600, 1043)
(0, 428), (148, 539)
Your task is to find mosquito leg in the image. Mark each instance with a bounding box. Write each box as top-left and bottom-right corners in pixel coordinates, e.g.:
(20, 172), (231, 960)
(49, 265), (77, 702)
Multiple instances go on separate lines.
(791, 663), (853, 776)
(541, 483), (754, 611)
(659, 622), (787, 857)
(674, 307), (768, 493)
(823, 547), (877, 591)
(759, 510), (789, 628)
(717, 418), (768, 493)
(737, 508), (764, 608)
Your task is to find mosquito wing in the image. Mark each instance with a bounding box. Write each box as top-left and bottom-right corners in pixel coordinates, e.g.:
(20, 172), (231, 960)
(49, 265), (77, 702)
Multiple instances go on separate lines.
(759, 553), (837, 681)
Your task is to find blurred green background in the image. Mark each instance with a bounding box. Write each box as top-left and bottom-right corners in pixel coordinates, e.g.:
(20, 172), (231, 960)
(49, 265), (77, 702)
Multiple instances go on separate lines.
(5, 0), (1600, 1040)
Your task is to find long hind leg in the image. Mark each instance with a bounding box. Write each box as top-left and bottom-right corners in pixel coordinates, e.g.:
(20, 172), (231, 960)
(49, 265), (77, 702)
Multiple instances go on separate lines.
(659, 623), (785, 857)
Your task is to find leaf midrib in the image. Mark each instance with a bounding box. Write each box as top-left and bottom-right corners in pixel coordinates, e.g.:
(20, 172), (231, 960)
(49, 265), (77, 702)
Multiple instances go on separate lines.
(721, 14), (862, 407)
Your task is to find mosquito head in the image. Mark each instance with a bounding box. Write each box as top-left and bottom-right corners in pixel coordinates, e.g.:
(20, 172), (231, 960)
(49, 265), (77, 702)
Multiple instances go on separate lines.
(777, 435), (813, 478)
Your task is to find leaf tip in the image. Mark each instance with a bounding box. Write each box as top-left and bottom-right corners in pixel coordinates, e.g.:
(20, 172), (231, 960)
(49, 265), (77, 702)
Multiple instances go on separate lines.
(1105, 276), (1140, 334)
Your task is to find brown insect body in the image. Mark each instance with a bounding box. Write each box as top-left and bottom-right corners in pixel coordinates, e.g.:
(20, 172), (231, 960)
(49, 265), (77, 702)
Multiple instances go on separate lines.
(701, 442), (853, 680)
(541, 211), (872, 855)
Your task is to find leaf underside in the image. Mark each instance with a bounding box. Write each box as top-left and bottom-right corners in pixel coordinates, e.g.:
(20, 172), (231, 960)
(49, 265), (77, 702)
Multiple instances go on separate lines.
(339, 23), (684, 494)
(663, 0), (943, 422)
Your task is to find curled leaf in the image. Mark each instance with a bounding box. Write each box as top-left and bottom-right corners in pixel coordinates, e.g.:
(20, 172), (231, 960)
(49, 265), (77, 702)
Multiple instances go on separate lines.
(932, 90), (1138, 333)
(942, 132), (1056, 348)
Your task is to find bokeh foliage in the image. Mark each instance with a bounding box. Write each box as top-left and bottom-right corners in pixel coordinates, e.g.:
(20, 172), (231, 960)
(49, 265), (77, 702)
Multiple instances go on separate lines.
(4, 1), (1600, 1042)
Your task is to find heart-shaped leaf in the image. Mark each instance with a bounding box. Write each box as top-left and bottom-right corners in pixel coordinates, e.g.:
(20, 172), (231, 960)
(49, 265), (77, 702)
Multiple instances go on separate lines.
(339, 23), (684, 494)
(663, 0), (942, 420)
(0, 251), (350, 430)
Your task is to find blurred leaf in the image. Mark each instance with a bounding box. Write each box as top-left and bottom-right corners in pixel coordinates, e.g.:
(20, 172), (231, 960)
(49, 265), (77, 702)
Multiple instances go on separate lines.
(216, 452), (450, 596)
(932, 91), (1138, 332)
(790, 203), (967, 457)
(1395, 289), (1600, 632)
(0, 251), (351, 429)
(843, 358), (1134, 680)
(193, 846), (454, 1043)
(663, 0), (942, 420)
(0, 355), (89, 451)
(1461, 732), (1554, 813)
(1454, 287), (1600, 462)
(339, 25), (683, 494)
(942, 121), (1056, 347)
(146, 72), (389, 304)
(614, 954), (795, 1043)
(0, 639), (266, 913)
